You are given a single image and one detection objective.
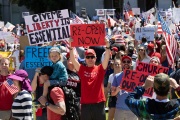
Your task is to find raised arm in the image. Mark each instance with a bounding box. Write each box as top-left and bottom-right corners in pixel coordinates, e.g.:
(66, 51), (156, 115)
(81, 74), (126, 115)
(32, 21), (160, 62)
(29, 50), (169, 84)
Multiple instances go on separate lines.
(102, 38), (111, 70)
(69, 40), (80, 72)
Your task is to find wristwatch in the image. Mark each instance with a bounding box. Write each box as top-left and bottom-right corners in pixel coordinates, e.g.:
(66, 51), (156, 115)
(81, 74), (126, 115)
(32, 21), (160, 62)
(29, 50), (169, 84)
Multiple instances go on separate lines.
(45, 102), (50, 107)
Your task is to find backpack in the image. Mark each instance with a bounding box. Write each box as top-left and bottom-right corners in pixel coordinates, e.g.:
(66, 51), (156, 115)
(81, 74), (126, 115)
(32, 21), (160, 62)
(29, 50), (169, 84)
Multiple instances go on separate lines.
(47, 85), (80, 120)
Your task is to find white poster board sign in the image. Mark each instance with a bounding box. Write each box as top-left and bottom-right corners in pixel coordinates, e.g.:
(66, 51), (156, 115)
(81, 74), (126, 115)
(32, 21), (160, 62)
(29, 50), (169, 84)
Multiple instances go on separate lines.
(132, 8), (140, 15)
(24, 9), (70, 45)
(166, 11), (172, 26)
(106, 9), (115, 16)
(173, 8), (180, 24)
(96, 9), (105, 16)
(0, 21), (4, 28)
(22, 12), (30, 18)
(135, 27), (155, 41)
(4, 22), (15, 31)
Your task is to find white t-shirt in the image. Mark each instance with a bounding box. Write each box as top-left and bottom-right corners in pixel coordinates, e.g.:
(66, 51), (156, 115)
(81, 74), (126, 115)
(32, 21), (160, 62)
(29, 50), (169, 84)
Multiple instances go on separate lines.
(108, 74), (115, 84)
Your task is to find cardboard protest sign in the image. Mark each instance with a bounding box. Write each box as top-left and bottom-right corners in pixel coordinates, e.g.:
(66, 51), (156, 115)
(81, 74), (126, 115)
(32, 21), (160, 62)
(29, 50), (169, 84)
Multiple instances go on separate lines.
(25, 46), (52, 69)
(135, 27), (155, 41)
(136, 62), (169, 75)
(106, 9), (115, 16)
(120, 69), (153, 97)
(19, 36), (29, 50)
(70, 24), (105, 47)
(96, 9), (105, 16)
(132, 8), (140, 15)
(173, 8), (180, 24)
(24, 9), (70, 45)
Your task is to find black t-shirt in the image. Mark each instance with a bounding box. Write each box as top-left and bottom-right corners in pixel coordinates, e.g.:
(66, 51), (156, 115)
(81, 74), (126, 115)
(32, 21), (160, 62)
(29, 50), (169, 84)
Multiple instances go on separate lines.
(66, 69), (81, 97)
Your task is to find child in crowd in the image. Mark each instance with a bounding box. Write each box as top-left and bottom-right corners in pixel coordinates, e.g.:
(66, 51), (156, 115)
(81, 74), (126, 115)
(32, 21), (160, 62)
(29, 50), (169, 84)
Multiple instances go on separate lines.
(41, 46), (68, 98)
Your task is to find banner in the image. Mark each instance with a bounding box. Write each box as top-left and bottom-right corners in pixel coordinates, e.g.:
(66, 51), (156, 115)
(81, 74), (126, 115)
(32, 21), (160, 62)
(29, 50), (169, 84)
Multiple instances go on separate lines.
(24, 9), (70, 45)
(22, 12), (30, 18)
(96, 9), (105, 16)
(136, 62), (169, 75)
(25, 46), (52, 69)
(135, 27), (155, 41)
(70, 24), (105, 47)
(120, 69), (153, 97)
(132, 8), (140, 15)
(106, 9), (115, 16)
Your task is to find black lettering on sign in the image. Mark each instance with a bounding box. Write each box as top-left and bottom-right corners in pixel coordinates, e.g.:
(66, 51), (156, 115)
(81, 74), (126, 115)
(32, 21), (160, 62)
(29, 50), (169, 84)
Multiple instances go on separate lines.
(121, 80), (136, 91)
(145, 88), (153, 96)
(78, 37), (100, 45)
(32, 14), (38, 22)
(32, 47), (37, 58)
(124, 69), (131, 79)
(139, 74), (148, 83)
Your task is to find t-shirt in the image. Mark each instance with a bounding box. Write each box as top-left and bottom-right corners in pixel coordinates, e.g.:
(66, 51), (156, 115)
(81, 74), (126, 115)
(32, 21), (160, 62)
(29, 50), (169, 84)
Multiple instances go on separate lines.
(112, 72), (130, 110)
(108, 74), (114, 84)
(47, 87), (65, 120)
(12, 90), (33, 119)
(0, 75), (13, 110)
(66, 69), (81, 97)
(78, 64), (106, 104)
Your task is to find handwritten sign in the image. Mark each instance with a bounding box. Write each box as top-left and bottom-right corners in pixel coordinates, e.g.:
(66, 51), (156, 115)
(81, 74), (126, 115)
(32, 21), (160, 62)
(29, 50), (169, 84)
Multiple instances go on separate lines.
(70, 24), (105, 47)
(135, 27), (155, 41)
(132, 8), (140, 15)
(120, 69), (153, 97)
(96, 9), (105, 16)
(25, 46), (52, 69)
(136, 62), (169, 75)
(24, 9), (70, 45)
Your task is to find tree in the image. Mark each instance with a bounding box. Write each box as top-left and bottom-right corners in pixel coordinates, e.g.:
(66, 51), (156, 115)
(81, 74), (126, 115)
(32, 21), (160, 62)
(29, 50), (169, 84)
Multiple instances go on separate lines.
(11, 0), (75, 13)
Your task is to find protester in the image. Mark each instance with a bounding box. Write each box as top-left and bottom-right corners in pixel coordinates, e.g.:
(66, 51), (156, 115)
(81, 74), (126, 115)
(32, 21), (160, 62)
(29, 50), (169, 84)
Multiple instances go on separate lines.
(107, 58), (121, 120)
(137, 45), (150, 63)
(9, 70), (33, 120)
(70, 38), (110, 120)
(38, 67), (66, 120)
(65, 52), (81, 97)
(125, 73), (180, 119)
(41, 46), (68, 98)
(111, 56), (137, 120)
(31, 66), (54, 120)
(0, 58), (13, 120)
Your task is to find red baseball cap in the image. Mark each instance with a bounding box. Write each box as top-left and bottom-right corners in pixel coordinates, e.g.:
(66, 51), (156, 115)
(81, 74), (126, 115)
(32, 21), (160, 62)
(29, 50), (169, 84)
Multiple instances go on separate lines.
(111, 47), (118, 52)
(85, 49), (96, 56)
(148, 43), (154, 50)
(122, 55), (132, 62)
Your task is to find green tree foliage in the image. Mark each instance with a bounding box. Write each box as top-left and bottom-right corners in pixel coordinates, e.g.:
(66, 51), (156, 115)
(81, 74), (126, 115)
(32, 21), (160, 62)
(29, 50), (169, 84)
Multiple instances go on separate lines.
(12, 0), (74, 13)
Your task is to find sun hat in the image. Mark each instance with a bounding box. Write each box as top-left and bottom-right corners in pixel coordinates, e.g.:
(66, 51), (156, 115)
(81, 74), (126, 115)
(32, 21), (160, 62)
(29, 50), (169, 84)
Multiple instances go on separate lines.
(8, 69), (32, 92)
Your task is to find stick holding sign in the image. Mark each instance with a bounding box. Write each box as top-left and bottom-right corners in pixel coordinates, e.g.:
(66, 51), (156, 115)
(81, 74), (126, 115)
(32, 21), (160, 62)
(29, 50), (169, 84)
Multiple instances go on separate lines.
(70, 24), (105, 47)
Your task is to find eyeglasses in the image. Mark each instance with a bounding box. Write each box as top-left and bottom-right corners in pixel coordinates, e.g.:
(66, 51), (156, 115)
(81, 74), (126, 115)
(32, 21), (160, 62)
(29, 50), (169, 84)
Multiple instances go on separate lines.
(123, 60), (131, 64)
(86, 56), (96, 59)
(114, 64), (120, 66)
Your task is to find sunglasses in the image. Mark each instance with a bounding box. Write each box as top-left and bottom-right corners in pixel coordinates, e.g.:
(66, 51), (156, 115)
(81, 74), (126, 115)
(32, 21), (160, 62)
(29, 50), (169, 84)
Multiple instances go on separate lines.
(86, 56), (96, 59)
(123, 60), (131, 64)
(138, 49), (144, 52)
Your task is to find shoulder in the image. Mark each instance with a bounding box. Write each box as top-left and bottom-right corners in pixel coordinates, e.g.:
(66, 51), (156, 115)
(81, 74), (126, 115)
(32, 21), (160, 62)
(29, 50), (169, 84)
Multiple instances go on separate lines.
(115, 72), (123, 78)
(50, 87), (64, 96)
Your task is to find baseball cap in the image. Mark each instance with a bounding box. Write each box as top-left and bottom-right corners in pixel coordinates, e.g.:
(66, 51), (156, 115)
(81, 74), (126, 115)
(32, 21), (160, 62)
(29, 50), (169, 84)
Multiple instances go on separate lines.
(122, 55), (132, 62)
(147, 43), (154, 50)
(111, 47), (118, 52)
(40, 66), (54, 76)
(49, 47), (61, 53)
(153, 73), (170, 95)
(85, 49), (96, 56)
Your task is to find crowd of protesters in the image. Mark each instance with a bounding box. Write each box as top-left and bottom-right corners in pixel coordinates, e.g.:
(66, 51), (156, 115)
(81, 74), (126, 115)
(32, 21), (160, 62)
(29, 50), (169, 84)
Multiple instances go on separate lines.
(1, 9), (180, 120)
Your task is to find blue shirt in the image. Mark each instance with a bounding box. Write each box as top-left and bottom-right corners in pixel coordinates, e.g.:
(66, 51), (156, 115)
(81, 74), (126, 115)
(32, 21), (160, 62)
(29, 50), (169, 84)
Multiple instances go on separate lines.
(50, 61), (68, 82)
(112, 72), (130, 110)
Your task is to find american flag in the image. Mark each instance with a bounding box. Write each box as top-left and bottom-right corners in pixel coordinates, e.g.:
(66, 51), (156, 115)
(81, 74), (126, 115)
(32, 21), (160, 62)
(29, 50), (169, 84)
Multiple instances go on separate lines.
(3, 79), (18, 95)
(158, 13), (177, 66)
(157, 21), (163, 34)
(71, 13), (84, 24)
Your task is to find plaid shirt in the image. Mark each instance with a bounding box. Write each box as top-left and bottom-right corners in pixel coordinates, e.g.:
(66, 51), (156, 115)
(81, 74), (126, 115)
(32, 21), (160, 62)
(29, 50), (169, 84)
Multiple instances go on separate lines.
(125, 86), (180, 120)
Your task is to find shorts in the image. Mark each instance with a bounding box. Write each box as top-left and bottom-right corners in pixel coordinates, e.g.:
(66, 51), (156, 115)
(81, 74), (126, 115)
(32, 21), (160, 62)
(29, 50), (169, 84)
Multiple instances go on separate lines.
(108, 96), (117, 108)
(0, 110), (11, 120)
(81, 102), (105, 120)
